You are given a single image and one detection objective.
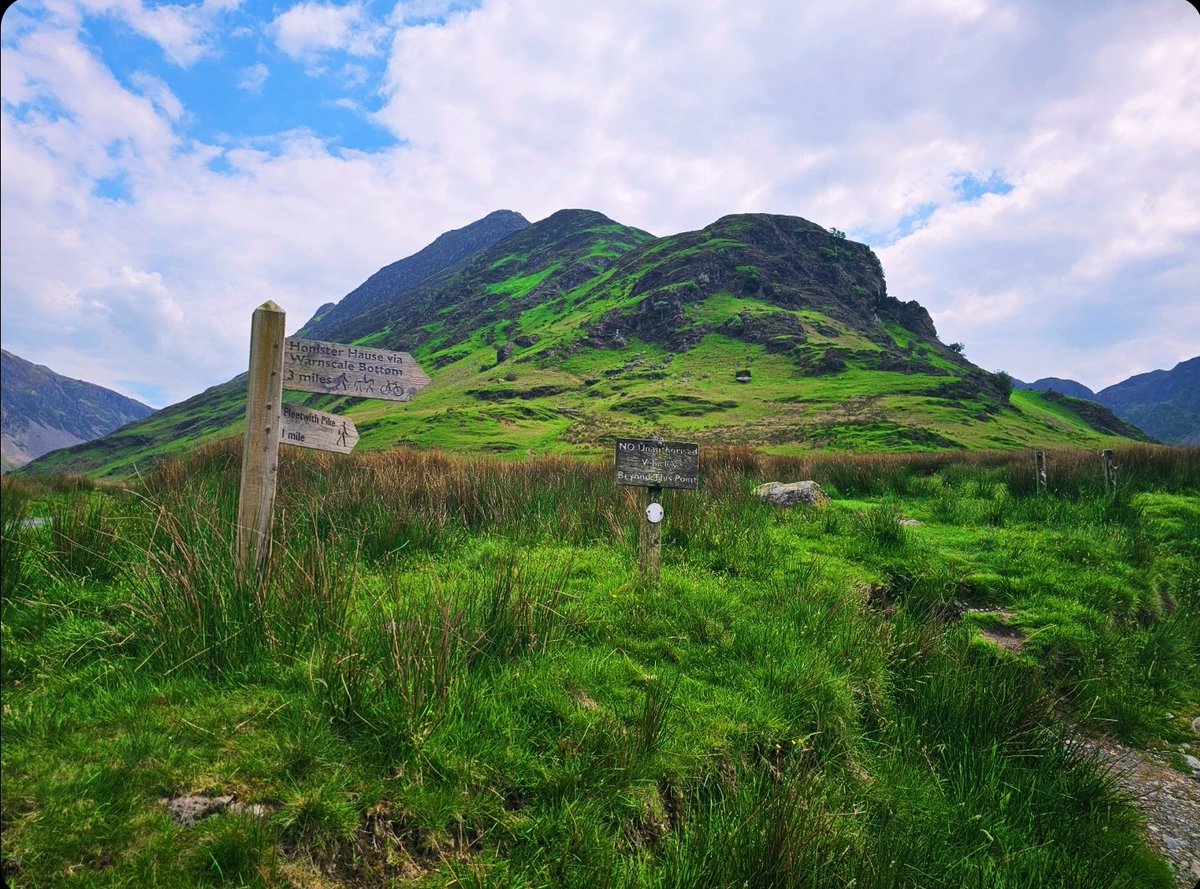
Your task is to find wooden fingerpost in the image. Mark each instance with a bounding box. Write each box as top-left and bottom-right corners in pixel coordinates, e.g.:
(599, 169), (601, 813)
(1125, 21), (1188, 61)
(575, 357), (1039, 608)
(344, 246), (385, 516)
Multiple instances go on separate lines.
(640, 485), (664, 582)
(237, 301), (286, 578)
(1101, 449), (1117, 493)
(1035, 450), (1047, 493)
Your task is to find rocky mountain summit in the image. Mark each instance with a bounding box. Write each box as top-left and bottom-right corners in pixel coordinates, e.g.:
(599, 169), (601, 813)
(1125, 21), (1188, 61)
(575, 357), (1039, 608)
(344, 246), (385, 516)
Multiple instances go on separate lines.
(300, 209), (530, 343)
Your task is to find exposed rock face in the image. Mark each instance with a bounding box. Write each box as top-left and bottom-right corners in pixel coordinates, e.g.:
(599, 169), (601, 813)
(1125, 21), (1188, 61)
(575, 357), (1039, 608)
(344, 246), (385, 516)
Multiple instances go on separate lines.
(582, 213), (940, 358)
(164, 795), (235, 827)
(163, 794), (271, 826)
(753, 480), (831, 507)
(1, 349), (153, 470)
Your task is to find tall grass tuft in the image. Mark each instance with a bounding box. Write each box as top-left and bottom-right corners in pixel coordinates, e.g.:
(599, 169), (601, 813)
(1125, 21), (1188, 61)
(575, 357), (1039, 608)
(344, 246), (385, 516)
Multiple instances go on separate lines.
(314, 588), (465, 752)
(853, 500), (909, 551)
(462, 551), (570, 665)
(636, 674), (679, 756)
(132, 494), (357, 675)
(48, 493), (125, 581)
(134, 498), (273, 674)
(269, 519), (358, 649)
(1, 476), (32, 601)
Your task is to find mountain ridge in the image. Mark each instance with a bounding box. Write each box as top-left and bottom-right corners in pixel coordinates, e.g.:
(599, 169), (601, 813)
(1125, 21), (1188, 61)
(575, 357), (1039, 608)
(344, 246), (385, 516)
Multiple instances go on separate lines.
(1013, 358), (1198, 445)
(20, 209), (1155, 477)
(1, 349), (154, 471)
(1095, 357), (1199, 446)
(298, 209), (530, 342)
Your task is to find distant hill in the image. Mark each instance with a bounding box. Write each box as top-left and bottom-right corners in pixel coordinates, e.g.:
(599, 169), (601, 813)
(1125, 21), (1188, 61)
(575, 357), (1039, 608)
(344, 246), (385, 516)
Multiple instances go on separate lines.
(1, 349), (154, 471)
(1036, 391), (1152, 442)
(1013, 359), (1198, 446)
(1095, 357), (1199, 446)
(22, 209), (1151, 477)
(1013, 377), (1096, 400)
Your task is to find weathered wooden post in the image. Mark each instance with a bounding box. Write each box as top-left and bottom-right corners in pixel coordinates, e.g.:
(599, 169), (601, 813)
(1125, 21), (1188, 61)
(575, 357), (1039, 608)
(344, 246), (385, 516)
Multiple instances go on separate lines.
(640, 485), (664, 581)
(1035, 450), (1047, 493)
(1101, 449), (1117, 493)
(237, 301), (286, 577)
(615, 436), (699, 583)
(235, 312), (431, 578)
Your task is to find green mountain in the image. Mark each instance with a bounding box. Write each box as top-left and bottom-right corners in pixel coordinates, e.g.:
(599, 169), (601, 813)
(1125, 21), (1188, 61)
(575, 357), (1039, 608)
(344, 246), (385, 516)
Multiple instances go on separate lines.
(299, 209), (530, 343)
(1095, 357), (1199, 446)
(1011, 359), (1199, 446)
(1013, 376), (1096, 400)
(1, 349), (153, 472)
(21, 210), (1149, 477)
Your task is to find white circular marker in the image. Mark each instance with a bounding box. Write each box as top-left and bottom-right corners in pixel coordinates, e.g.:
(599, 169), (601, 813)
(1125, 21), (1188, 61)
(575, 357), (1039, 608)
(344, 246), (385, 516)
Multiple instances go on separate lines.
(646, 502), (664, 524)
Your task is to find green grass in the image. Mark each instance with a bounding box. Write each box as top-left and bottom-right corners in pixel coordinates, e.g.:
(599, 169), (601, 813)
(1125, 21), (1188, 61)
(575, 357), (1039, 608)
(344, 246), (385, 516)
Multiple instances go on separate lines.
(3, 444), (1196, 885)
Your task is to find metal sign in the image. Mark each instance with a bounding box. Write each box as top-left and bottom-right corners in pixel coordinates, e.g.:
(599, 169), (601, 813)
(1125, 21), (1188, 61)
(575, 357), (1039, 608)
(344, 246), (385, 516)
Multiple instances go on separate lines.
(615, 438), (699, 489)
(283, 337), (430, 401)
(280, 403), (359, 454)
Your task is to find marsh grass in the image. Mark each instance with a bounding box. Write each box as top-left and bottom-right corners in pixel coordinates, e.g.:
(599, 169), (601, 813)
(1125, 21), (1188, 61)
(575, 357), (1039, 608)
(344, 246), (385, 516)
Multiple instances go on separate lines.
(1, 476), (31, 601)
(47, 492), (126, 582)
(2, 442), (1195, 886)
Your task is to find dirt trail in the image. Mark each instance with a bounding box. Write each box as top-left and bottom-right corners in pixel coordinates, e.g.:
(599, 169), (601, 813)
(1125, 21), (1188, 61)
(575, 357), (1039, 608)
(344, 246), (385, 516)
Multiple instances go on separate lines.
(1075, 735), (1200, 888)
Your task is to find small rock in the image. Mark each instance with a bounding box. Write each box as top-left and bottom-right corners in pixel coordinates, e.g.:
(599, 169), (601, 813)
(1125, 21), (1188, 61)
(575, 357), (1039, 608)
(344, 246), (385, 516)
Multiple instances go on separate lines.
(1191, 716), (1200, 737)
(165, 794), (235, 827)
(753, 481), (830, 508)
(1162, 836), (1183, 851)
(229, 802), (270, 818)
(1184, 754), (1200, 774)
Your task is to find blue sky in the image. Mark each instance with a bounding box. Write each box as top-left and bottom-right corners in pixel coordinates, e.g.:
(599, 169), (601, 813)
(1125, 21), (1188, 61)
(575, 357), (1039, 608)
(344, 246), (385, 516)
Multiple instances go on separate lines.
(78, 0), (408, 158)
(2, 0), (1197, 406)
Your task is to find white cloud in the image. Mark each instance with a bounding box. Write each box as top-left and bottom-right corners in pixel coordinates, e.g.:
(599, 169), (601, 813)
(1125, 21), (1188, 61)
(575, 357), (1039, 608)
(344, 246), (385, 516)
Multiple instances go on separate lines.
(1, 0), (1197, 405)
(271, 1), (387, 61)
(49, 0), (237, 66)
(238, 61), (270, 93)
(129, 71), (184, 120)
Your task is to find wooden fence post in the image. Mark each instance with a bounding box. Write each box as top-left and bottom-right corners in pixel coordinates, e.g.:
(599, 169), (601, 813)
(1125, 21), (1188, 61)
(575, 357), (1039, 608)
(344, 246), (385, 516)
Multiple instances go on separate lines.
(640, 485), (663, 582)
(1035, 450), (1047, 493)
(237, 301), (286, 578)
(1101, 449), (1117, 494)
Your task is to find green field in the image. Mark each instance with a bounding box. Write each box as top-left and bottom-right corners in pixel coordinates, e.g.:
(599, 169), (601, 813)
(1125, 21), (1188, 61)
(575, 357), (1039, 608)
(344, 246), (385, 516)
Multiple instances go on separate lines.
(3, 443), (1197, 886)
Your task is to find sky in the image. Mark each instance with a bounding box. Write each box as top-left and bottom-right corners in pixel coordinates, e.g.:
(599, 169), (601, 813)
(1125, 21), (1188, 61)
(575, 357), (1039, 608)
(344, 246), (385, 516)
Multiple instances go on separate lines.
(1, 0), (1197, 408)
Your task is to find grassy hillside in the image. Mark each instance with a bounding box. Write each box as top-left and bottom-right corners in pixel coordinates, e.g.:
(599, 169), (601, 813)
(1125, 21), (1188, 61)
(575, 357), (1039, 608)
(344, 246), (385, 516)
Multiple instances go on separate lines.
(22, 212), (1148, 478)
(3, 444), (1197, 886)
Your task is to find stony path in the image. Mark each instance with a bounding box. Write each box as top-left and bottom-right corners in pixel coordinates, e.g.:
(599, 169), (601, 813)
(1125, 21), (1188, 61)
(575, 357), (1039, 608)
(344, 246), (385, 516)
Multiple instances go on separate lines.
(1076, 733), (1200, 888)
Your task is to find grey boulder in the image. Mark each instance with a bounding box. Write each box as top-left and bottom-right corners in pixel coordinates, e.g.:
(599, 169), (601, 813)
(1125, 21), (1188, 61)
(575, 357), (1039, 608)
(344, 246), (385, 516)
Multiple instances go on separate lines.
(753, 481), (830, 507)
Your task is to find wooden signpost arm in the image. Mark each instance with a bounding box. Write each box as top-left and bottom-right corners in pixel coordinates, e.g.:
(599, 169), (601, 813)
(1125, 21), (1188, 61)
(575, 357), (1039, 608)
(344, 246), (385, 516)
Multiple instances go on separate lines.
(237, 301), (286, 578)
